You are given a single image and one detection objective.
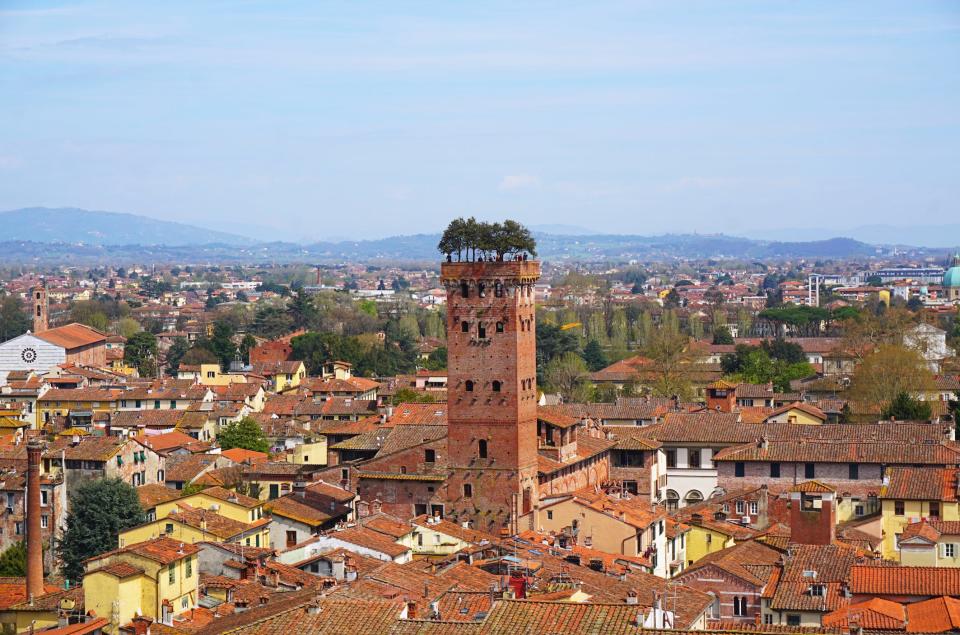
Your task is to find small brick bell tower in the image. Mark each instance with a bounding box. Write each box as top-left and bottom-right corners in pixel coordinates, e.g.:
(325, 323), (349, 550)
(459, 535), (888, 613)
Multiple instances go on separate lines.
(442, 259), (540, 533)
(32, 280), (48, 334)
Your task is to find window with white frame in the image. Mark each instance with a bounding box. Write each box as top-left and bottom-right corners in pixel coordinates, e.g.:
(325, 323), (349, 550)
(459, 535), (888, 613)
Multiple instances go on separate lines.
(945, 543), (956, 558)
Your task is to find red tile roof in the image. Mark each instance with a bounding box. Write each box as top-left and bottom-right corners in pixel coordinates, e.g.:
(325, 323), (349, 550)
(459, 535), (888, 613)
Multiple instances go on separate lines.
(883, 467), (959, 502)
(851, 565), (960, 596)
(36, 323), (107, 349)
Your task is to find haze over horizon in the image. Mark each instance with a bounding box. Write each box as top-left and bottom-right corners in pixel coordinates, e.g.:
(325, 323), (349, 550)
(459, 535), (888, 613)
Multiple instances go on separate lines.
(1, 1), (958, 242)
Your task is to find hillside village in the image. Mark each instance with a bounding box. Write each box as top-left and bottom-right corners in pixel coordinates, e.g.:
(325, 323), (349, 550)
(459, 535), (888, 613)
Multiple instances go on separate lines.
(0, 228), (958, 634)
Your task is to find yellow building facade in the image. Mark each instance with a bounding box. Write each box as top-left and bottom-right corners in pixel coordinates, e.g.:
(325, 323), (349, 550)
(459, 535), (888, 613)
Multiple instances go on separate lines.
(84, 537), (199, 629)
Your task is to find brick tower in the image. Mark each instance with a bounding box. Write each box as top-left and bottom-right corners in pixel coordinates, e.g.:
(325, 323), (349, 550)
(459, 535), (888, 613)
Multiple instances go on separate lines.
(32, 280), (48, 334)
(442, 259), (540, 533)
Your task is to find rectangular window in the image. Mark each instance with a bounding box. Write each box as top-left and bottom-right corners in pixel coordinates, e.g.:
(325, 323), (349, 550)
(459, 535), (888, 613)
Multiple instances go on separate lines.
(895, 500), (905, 516)
(764, 615), (773, 625)
(186, 558), (192, 578)
(463, 483), (473, 498)
(170, 400), (176, 408)
(41, 515), (48, 529)
(40, 490), (48, 506)
(425, 449), (436, 463)
(930, 502), (941, 518)
(547, 510), (553, 520)
(770, 463), (780, 478)
(945, 543), (956, 558)
(666, 450), (676, 468)
(15, 523), (22, 536)
(804, 463), (815, 479)
(849, 464), (859, 480)
(735, 462), (745, 477)
(750, 501), (758, 515)
(287, 530), (297, 548)
(182, 596), (188, 610)
(736, 500), (745, 514)
(688, 450), (700, 468)
(787, 615), (801, 627)
(168, 563), (176, 584)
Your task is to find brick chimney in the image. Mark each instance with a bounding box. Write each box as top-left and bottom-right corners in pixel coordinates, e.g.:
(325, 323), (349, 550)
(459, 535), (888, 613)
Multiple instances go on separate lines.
(26, 438), (44, 600)
(789, 482), (836, 546)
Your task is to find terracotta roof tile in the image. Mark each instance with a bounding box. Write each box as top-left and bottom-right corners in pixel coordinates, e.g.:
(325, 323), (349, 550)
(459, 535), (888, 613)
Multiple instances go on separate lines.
(36, 323), (107, 349)
(851, 565), (960, 597)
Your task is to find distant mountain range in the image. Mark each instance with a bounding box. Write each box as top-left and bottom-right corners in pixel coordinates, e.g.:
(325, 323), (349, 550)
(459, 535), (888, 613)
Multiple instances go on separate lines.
(0, 207), (250, 246)
(0, 207), (953, 264)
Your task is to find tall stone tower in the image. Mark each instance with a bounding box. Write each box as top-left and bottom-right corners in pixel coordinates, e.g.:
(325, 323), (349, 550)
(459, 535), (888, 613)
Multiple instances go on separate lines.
(442, 259), (540, 533)
(32, 280), (48, 334)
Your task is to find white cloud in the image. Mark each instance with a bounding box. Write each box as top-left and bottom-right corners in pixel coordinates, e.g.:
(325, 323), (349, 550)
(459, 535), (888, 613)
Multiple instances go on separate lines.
(499, 174), (540, 191)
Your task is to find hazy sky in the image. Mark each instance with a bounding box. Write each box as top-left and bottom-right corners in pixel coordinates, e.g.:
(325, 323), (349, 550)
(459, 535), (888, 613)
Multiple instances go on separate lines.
(1, 1), (958, 241)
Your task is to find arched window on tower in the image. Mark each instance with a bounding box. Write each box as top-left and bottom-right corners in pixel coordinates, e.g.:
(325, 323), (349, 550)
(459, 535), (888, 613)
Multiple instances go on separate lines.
(496, 321), (504, 333)
(460, 282), (469, 298)
(465, 380), (474, 392)
(461, 321), (469, 333)
(492, 380), (501, 392)
(478, 323), (486, 338)
(494, 282), (504, 297)
(478, 282), (486, 297)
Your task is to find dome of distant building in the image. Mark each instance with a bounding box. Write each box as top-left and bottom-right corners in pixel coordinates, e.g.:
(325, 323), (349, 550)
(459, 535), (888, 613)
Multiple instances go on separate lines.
(944, 255), (960, 301)
(944, 255), (960, 287)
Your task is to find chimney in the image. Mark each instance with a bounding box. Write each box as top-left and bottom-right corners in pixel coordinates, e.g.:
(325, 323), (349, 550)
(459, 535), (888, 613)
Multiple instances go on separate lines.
(131, 616), (153, 635)
(26, 439), (44, 601)
(331, 556), (345, 581)
(293, 480), (307, 498)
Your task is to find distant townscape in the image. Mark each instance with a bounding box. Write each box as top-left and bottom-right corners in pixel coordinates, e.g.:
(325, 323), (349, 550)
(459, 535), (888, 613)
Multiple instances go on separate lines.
(0, 218), (958, 634)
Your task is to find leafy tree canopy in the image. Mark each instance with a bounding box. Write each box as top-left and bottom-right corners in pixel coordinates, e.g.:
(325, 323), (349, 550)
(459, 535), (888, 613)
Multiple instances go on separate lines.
(438, 217), (536, 261)
(58, 478), (145, 583)
(883, 391), (933, 421)
(217, 417), (270, 453)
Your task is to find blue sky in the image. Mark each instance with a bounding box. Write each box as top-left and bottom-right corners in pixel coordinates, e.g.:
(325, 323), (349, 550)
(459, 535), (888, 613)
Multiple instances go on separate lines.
(1, 1), (958, 241)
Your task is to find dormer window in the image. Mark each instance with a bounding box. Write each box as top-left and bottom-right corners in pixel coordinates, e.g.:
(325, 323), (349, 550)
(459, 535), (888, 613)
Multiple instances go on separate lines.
(809, 584), (825, 597)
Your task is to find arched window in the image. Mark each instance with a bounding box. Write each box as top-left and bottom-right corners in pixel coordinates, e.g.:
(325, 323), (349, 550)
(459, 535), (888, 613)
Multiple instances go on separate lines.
(494, 282), (504, 297)
(477, 282), (485, 297)
(36, 306), (41, 316)
(460, 282), (469, 298)
(666, 490), (680, 511)
(465, 380), (474, 392)
(461, 320), (469, 333)
(685, 490), (704, 506)
(492, 380), (501, 392)
(496, 321), (504, 333)
(478, 323), (486, 338)
(733, 596), (747, 617)
(478, 439), (488, 458)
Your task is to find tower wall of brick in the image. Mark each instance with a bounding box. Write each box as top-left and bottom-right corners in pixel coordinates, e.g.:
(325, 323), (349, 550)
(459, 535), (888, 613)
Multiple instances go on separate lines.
(441, 260), (540, 532)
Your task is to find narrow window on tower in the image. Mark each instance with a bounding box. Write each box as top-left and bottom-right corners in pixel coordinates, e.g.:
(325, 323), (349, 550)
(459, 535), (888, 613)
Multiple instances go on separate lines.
(495, 282), (504, 297)
(496, 322), (504, 333)
(461, 320), (469, 333)
(492, 380), (501, 392)
(465, 380), (474, 392)
(478, 439), (488, 458)
(478, 323), (486, 338)
(460, 282), (469, 298)
(478, 282), (485, 297)
(463, 483), (473, 498)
